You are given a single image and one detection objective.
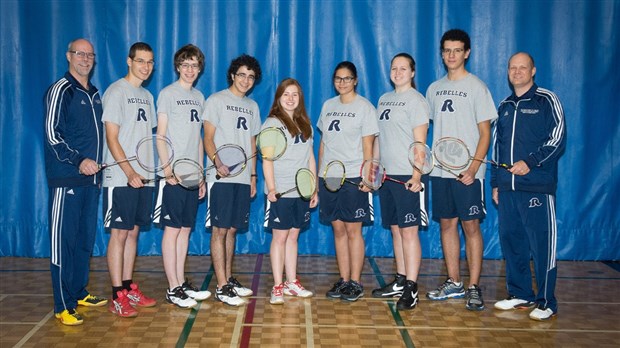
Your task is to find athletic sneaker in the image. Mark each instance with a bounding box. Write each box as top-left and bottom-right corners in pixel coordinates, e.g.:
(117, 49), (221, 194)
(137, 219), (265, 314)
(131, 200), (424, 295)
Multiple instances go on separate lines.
(494, 296), (536, 310)
(326, 278), (347, 299)
(216, 284), (247, 306)
(284, 279), (313, 298)
(270, 283), (285, 305)
(182, 278), (212, 301)
(341, 280), (364, 302)
(529, 304), (556, 321)
(127, 283), (157, 307)
(77, 293), (108, 307)
(166, 286), (197, 309)
(108, 290), (138, 318)
(396, 280), (419, 310)
(55, 308), (83, 326)
(372, 274), (405, 298)
(465, 285), (485, 311)
(426, 278), (465, 300)
(228, 277), (253, 297)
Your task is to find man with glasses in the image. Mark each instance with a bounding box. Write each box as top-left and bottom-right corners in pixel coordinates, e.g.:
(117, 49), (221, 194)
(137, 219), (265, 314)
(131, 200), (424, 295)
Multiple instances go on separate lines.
(425, 29), (497, 311)
(45, 38), (108, 326)
(202, 54), (262, 306)
(154, 44), (211, 309)
(102, 42), (157, 317)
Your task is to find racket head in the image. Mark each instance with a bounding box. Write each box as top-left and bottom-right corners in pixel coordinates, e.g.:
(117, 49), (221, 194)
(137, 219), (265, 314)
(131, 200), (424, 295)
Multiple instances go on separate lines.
(172, 158), (204, 190)
(257, 127), (287, 161)
(408, 142), (434, 174)
(360, 159), (385, 190)
(214, 144), (247, 178)
(323, 160), (346, 192)
(135, 135), (175, 172)
(294, 168), (316, 200)
(432, 137), (470, 170)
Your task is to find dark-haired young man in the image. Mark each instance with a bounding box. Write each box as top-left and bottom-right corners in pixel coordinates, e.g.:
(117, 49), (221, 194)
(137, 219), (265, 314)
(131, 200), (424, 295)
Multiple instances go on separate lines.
(102, 42), (158, 317)
(202, 54), (262, 306)
(425, 29), (497, 311)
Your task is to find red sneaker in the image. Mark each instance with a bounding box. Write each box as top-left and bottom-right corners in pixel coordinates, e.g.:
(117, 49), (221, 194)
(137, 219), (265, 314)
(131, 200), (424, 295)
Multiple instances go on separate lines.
(108, 290), (138, 318)
(127, 283), (157, 307)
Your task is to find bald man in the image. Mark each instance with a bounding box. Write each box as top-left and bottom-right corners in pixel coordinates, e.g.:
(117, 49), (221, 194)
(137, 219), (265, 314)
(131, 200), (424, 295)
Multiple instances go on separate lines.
(492, 52), (566, 321)
(44, 38), (107, 326)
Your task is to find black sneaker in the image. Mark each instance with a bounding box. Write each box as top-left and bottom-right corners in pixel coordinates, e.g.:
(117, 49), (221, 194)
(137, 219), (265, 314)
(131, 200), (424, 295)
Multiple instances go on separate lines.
(341, 280), (364, 302)
(326, 278), (347, 299)
(465, 284), (485, 311)
(396, 280), (419, 310)
(215, 284), (246, 306)
(372, 274), (405, 298)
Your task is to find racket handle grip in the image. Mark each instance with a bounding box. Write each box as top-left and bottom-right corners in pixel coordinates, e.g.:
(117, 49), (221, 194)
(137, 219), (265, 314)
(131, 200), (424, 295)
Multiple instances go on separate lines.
(275, 193), (282, 199)
(405, 183), (424, 192)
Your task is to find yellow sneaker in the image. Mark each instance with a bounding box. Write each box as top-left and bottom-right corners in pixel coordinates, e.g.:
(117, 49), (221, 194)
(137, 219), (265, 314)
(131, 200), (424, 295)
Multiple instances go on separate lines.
(55, 309), (84, 326)
(78, 294), (108, 307)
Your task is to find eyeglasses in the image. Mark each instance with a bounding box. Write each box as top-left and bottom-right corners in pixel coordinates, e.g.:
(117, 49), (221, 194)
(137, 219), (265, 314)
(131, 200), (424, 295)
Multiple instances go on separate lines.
(133, 58), (155, 66)
(441, 48), (465, 55)
(69, 50), (96, 60)
(334, 76), (354, 84)
(235, 73), (255, 82)
(180, 63), (200, 70)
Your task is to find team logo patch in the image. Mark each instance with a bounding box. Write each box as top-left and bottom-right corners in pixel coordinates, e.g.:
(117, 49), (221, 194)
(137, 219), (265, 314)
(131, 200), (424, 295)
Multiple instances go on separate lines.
(468, 206), (480, 216)
(354, 209), (366, 218)
(404, 213), (417, 223)
(529, 198), (542, 208)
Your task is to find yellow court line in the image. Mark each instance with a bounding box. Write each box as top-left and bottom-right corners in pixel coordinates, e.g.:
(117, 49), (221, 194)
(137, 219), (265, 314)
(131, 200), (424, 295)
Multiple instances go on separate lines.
(230, 304), (247, 346)
(304, 299), (314, 348)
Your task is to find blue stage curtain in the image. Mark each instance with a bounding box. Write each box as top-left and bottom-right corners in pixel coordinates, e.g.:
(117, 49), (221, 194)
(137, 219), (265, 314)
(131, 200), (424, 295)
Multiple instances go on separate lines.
(1, 0), (618, 260)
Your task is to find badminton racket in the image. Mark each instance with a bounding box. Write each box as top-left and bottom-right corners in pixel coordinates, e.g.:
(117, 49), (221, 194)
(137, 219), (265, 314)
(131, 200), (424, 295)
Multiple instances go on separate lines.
(215, 127), (287, 179)
(275, 168), (316, 200)
(322, 160), (360, 192)
(100, 134), (174, 172)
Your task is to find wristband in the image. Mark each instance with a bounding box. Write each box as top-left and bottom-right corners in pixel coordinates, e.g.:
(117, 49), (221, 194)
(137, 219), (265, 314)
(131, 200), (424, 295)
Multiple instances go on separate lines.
(251, 174), (257, 177)
(211, 154), (216, 162)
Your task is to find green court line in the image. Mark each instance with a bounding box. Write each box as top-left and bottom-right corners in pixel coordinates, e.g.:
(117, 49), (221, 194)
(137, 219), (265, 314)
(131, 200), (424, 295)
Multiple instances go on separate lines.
(368, 257), (415, 348)
(176, 264), (215, 348)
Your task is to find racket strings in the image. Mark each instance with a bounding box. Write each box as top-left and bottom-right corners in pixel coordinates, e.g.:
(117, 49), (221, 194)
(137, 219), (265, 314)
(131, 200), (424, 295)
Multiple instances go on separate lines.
(295, 169), (316, 199)
(173, 159), (204, 189)
(257, 128), (287, 160)
(434, 139), (470, 170)
(361, 159), (385, 190)
(323, 161), (346, 192)
(136, 135), (175, 172)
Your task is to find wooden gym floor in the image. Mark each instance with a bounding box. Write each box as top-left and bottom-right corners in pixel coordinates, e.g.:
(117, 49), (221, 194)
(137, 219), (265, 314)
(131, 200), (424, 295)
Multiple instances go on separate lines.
(1, 255), (619, 347)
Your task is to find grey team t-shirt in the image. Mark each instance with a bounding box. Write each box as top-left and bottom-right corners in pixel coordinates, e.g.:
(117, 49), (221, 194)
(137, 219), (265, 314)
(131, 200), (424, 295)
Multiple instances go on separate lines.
(202, 88), (261, 184)
(317, 95), (379, 177)
(261, 117), (313, 197)
(376, 88), (430, 175)
(426, 73), (497, 179)
(157, 81), (204, 163)
(102, 78), (156, 187)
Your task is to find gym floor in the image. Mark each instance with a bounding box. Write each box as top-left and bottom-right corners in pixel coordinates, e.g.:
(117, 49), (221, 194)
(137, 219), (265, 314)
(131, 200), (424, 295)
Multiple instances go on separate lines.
(1, 255), (619, 347)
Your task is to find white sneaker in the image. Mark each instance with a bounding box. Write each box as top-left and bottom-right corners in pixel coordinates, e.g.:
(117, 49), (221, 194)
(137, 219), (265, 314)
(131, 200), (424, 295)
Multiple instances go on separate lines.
(166, 286), (197, 309)
(182, 279), (212, 301)
(228, 277), (253, 297)
(495, 296), (535, 310)
(529, 305), (556, 321)
(270, 284), (284, 305)
(216, 284), (247, 307)
(284, 279), (313, 298)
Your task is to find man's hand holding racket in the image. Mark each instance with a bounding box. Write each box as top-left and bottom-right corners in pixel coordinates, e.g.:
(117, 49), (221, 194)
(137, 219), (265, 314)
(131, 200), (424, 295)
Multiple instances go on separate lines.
(78, 158), (99, 176)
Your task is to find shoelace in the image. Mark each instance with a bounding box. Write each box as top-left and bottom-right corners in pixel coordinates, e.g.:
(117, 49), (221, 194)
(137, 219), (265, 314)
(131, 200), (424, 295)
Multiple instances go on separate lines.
(273, 285), (284, 296)
(288, 280), (305, 290)
(468, 288), (482, 302)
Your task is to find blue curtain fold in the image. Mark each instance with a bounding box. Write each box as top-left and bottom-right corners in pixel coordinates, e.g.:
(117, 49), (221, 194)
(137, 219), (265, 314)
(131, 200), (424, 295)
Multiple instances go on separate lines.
(1, 0), (618, 260)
